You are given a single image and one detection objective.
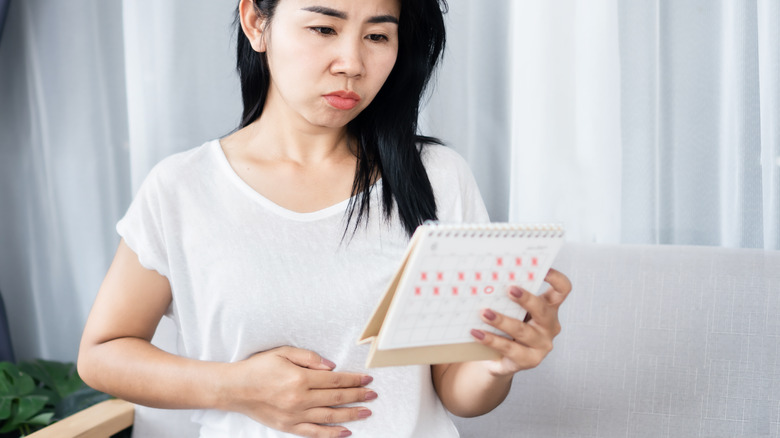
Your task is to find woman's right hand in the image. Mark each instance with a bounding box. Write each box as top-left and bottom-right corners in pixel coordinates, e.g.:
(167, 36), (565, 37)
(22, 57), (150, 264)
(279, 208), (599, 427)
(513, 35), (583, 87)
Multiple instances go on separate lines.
(79, 240), (374, 438)
(223, 346), (376, 438)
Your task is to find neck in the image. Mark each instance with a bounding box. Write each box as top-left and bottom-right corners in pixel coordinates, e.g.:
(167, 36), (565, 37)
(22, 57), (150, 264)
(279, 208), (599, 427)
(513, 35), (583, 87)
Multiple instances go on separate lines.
(241, 88), (354, 166)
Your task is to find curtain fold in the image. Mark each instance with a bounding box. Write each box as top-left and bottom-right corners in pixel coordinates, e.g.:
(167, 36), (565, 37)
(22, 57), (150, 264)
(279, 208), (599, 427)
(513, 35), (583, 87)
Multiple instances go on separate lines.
(617, 0), (778, 249)
(757, 0), (780, 249)
(499, 0), (778, 249)
(507, 0), (622, 243)
(0, 1), (129, 360)
(419, 0), (513, 221)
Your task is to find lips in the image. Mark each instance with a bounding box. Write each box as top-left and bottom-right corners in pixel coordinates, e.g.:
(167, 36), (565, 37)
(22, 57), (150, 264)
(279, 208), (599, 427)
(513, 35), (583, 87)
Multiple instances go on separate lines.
(323, 90), (361, 110)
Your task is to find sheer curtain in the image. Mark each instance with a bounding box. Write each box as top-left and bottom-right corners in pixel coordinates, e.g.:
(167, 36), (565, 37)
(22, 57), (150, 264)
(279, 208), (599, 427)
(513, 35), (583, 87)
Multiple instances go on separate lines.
(618, 0), (779, 249)
(0, 0), (239, 361)
(0, 0), (776, 362)
(122, 1), (241, 191)
(470, 0), (778, 248)
(0, 1), (131, 361)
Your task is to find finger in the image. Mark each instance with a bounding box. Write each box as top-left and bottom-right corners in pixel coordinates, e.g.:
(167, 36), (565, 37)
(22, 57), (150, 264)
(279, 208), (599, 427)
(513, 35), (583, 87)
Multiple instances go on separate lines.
(302, 406), (372, 426)
(542, 268), (572, 306)
(470, 329), (550, 370)
(508, 286), (556, 328)
(307, 369), (374, 390)
(291, 422), (354, 438)
(307, 387), (378, 408)
(480, 308), (550, 349)
(276, 346), (337, 371)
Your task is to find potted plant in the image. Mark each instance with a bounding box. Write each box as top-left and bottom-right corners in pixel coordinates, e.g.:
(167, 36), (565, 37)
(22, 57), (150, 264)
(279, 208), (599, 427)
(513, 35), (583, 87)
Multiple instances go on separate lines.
(0, 360), (117, 437)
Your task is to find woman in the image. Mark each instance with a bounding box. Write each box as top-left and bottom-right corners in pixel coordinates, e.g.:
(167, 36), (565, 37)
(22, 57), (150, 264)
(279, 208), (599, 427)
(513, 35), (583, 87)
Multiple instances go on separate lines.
(78, 0), (572, 437)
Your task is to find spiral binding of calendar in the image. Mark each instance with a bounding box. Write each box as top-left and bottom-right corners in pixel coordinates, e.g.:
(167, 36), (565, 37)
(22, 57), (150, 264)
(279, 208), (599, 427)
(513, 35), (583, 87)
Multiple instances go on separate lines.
(421, 221), (565, 239)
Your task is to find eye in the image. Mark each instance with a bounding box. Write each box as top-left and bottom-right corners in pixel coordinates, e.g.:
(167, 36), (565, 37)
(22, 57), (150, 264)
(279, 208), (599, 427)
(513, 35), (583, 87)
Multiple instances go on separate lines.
(366, 34), (389, 42)
(310, 26), (336, 36)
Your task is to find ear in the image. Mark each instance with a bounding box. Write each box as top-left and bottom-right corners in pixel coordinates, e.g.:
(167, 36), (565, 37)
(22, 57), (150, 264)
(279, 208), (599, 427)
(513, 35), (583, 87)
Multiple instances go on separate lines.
(239, 0), (268, 53)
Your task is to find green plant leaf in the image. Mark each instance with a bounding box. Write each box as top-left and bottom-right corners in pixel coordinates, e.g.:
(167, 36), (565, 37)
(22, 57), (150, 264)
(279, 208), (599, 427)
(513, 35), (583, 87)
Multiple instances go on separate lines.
(0, 362), (15, 394)
(29, 386), (58, 405)
(16, 396), (48, 423)
(18, 360), (83, 402)
(0, 395), (51, 434)
(26, 411), (54, 427)
(0, 397), (11, 420)
(0, 362), (43, 430)
(0, 362), (35, 396)
(0, 419), (16, 434)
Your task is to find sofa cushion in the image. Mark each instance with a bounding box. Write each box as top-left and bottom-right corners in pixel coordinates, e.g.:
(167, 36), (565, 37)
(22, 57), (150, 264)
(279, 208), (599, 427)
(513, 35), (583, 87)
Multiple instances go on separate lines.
(452, 243), (780, 438)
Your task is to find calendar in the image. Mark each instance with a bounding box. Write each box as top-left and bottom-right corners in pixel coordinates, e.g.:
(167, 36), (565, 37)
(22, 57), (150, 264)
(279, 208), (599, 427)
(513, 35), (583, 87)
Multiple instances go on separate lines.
(358, 222), (565, 368)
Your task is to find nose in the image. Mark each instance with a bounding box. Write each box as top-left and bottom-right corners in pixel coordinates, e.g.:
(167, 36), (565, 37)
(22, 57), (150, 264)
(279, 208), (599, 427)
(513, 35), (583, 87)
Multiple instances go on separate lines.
(330, 37), (365, 78)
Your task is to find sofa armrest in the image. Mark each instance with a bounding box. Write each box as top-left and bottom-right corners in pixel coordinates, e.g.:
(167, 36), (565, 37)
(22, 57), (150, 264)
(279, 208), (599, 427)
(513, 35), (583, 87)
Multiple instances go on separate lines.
(27, 399), (134, 438)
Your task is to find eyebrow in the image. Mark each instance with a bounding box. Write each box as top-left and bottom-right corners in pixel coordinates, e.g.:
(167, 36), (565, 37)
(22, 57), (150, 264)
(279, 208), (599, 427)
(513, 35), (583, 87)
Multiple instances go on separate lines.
(301, 6), (399, 24)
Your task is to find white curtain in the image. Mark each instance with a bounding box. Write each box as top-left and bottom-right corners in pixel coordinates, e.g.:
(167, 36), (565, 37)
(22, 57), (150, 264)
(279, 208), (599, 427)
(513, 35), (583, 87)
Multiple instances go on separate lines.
(0, 1), (131, 361)
(122, 1), (241, 190)
(0, 0), (240, 361)
(425, 0), (779, 247)
(0, 0), (777, 362)
(616, 0), (779, 249)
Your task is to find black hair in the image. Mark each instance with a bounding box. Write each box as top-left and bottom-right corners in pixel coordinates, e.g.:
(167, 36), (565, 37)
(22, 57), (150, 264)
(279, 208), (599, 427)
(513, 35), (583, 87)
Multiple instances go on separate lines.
(234, 0), (448, 237)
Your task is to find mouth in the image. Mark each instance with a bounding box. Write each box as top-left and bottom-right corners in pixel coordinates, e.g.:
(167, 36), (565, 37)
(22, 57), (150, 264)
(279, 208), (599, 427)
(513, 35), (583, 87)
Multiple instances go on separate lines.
(323, 90), (361, 110)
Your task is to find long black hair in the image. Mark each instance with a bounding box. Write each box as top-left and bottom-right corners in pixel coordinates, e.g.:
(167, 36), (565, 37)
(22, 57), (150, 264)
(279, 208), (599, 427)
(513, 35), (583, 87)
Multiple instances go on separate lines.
(234, 0), (448, 237)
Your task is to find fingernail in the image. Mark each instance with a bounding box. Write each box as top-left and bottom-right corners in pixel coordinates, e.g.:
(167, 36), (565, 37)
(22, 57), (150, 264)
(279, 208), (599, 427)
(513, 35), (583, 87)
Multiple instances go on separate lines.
(471, 329), (485, 340)
(339, 430), (352, 437)
(321, 358), (337, 369)
(483, 309), (497, 321)
(364, 391), (378, 401)
(358, 408), (372, 419)
(361, 375), (373, 385)
(510, 287), (523, 298)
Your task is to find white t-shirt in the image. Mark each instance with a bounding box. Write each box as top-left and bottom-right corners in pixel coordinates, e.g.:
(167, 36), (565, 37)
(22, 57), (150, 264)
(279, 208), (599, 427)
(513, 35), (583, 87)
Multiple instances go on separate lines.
(117, 139), (490, 437)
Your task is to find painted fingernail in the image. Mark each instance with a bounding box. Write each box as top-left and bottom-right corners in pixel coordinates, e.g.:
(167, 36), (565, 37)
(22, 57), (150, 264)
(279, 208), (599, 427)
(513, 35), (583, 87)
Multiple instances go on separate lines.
(361, 375), (373, 385)
(483, 309), (497, 321)
(321, 358), (337, 369)
(365, 391), (378, 401)
(358, 408), (372, 419)
(339, 430), (352, 437)
(510, 287), (523, 298)
(471, 329), (486, 340)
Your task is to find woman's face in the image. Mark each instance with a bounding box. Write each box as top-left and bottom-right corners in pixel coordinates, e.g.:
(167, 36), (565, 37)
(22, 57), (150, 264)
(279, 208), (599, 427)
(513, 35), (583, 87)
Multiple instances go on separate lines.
(257, 0), (401, 130)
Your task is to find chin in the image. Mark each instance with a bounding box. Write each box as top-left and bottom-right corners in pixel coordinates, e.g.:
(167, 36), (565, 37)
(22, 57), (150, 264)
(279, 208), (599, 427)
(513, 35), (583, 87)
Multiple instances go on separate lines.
(308, 112), (359, 130)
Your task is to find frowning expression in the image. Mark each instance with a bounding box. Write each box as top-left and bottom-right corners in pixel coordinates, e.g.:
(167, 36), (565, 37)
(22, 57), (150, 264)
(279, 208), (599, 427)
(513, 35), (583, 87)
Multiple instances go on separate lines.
(256, 0), (401, 130)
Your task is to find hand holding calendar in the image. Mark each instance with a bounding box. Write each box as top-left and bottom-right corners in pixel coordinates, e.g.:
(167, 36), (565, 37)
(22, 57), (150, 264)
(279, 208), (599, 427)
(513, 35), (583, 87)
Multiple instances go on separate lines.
(470, 267), (572, 375)
(358, 223), (568, 368)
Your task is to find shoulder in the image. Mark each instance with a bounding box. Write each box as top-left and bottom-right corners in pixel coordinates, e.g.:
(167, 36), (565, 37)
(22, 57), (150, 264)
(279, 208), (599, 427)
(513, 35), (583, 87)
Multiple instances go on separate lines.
(418, 142), (490, 223)
(419, 142), (472, 175)
(142, 140), (218, 189)
(419, 142), (477, 192)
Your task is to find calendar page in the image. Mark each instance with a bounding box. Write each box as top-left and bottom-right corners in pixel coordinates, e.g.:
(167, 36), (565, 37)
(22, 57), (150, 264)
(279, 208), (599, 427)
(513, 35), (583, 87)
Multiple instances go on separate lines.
(361, 223), (565, 361)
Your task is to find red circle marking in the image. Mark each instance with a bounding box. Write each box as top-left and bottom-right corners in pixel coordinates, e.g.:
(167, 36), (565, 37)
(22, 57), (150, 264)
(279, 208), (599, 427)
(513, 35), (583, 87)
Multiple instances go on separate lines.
(484, 286), (494, 294)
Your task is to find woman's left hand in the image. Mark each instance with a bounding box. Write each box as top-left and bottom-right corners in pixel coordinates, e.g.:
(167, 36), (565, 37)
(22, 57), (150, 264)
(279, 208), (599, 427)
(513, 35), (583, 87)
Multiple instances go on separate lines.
(470, 268), (572, 377)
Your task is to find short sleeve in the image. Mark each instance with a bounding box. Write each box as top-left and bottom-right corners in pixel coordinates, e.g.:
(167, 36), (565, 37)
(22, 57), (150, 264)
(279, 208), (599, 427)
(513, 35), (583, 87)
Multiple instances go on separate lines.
(421, 144), (491, 224)
(116, 166), (170, 278)
(453, 155), (490, 224)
